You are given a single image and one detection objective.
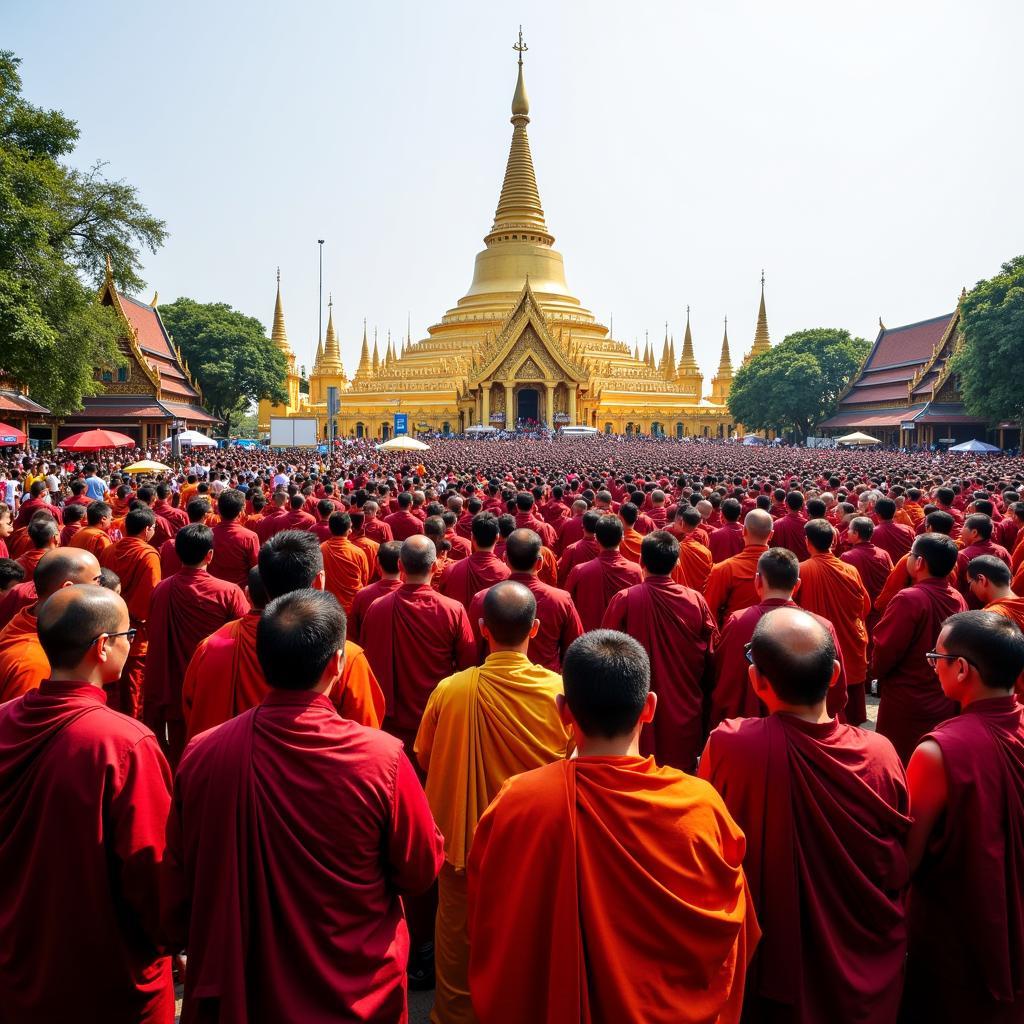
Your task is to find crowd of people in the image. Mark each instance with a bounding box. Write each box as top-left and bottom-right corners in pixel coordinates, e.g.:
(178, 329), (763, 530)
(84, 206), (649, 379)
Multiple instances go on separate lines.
(1, 434), (1023, 1023)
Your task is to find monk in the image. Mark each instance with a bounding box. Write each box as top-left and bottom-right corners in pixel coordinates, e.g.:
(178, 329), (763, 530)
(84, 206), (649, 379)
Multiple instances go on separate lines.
(903, 611), (1024, 1021)
(468, 630), (758, 1023)
(796, 518), (870, 724)
(469, 528), (582, 671)
(68, 499), (113, 559)
(320, 511), (370, 613)
(957, 512), (1011, 602)
(0, 557), (24, 593)
(709, 497), (745, 563)
(99, 506), (161, 718)
(416, 581), (570, 1024)
(710, 547), (849, 727)
(602, 530), (718, 771)
(158, 497), (210, 577)
(349, 510), (381, 580)
(164, 589), (444, 1023)
(183, 536), (384, 739)
(556, 508), (601, 586)
(873, 533), (968, 763)
(840, 515), (893, 648)
(208, 488), (260, 587)
(0, 548), (102, 703)
(672, 506), (714, 592)
(0, 586), (173, 1022)
(252, 490), (289, 542)
(554, 498), (589, 554)
(362, 499), (394, 544)
(705, 508), (774, 626)
(566, 515), (643, 632)
(769, 490), (810, 561)
(966, 554), (1024, 632)
(701, 608), (910, 1023)
(873, 497), (916, 562)
(876, 510), (957, 613)
(348, 540), (402, 645)
(16, 514), (59, 575)
(618, 502), (644, 562)
(384, 490), (425, 540)
(59, 502), (86, 546)
(438, 511), (510, 612)
(13, 479), (61, 529)
(0, 502), (12, 558)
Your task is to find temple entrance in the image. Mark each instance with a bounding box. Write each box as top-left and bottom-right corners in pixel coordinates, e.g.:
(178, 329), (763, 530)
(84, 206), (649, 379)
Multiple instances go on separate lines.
(517, 387), (538, 425)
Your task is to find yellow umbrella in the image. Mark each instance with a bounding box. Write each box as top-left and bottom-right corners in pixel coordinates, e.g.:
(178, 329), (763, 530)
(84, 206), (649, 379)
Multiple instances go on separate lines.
(123, 459), (173, 474)
(376, 436), (430, 452)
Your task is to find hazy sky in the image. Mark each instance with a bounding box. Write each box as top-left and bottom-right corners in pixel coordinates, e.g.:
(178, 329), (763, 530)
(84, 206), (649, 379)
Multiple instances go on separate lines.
(7, 1), (1022, 380)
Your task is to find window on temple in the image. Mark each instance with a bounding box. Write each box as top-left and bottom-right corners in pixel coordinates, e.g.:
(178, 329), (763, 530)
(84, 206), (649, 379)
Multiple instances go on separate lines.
(101, 370), (112, 383)
(117, 366), (128, 382)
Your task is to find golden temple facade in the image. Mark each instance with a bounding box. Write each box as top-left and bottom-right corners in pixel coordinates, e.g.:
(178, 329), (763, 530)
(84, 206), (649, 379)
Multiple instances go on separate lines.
(260, 40), (772, 440)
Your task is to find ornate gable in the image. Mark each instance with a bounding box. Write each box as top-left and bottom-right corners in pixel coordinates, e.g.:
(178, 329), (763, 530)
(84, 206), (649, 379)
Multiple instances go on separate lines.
(468, 280), (587, 387)
(97, 265), (162, 393)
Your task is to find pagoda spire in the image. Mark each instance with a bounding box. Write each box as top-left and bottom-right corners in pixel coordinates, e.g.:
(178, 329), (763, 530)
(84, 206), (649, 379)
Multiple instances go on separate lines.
(659, 330), (670, 376)
(314, 336), (324, 371)
(356, 319), (372, 377)
(271, 267), (290, 353)
(667, 337), (676, 379)
(718, 317), (733, 374)
(319, 294), (342, 372)
(371, 329), (380, 374)
(488, 28), (551, 242)
(747, 269), (771, 363)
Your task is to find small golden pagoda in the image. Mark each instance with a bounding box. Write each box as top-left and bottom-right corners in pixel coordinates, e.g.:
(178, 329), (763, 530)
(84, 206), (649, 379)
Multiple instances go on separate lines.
(263, 33), (771, 440)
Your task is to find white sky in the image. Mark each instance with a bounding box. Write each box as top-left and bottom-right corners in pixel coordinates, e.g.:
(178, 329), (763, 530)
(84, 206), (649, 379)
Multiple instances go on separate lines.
(7, 0), (1022, 380)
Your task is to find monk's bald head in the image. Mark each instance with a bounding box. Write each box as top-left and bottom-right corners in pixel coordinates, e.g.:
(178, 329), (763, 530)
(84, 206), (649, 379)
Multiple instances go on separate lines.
(505, 528), (542, 572)
(743, 509), (774, 543)
(750, 607), (836, 706)
(37, 586), (128, 671)
(34, 549), (102, 600)
(401, 535), (436, 580)
(482, 580), (537, 646)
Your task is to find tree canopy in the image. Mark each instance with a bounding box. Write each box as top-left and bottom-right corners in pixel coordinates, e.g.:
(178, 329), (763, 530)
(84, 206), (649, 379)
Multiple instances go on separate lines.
(950, 255), (1024, 425)
(157, 298), (288, 435)
(0, 50), (166, 414)
(728, 328), (870, 440)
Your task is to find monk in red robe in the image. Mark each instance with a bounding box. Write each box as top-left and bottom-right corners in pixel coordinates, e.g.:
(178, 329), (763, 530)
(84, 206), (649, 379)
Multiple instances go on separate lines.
(602, 530), (718, 771)
(0, 586), (173, 1022)
(872, 497), (916, 562)
(701, 607), (911, 1023)
(710, 547), (849, 727)
(875, 509), (957, 613)
(873, 533), (968, 764)
(768, 490), (810, 560)
(362, 499), (394, 544)
(965, 554), (1024, 633)
(99, 506), (161, 718)
(58, 502), (86, 546)
(320, 511), (370, 613)
(904, 611), (1024, 1021)
(16, 514), (59, 575)
(348, 539), (402, 644)
(556, 508), (601, 586)
(384, 491), (425, 540)
(566, 515), (643, 632)
(956, 512), (1011, 603)
(163, 589), (444, 1023)
(438, 511), (510, 611)
(554, 499), (589, 554)
(795, 518), (870, 723)
(705, 508), (774, 626)
(208, 488), (260, 587)
(68, 500), (114, 559)
(840, 515), (893, 650)
(709, 498), (745, 563)
(468, 629), (758, 1023)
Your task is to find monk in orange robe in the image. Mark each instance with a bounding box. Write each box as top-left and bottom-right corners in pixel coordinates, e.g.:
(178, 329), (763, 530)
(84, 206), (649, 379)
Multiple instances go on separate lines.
(796, 518), (870, 724)
(0, 549), (102, 702)
(416, 581), (570, 1024)
(705, 508), (773, 626)
(68, 500), (114, 559)
(468, 630), (758, 1023)
(672, 506), (714, 592)
(349, 510), (381, 580)
(320, 511), (370, 614)
(16, 514), (59, 576)
(617, 502), (645, 562)
(99, 507), (161, 717)
(965, 554), (1024, 634)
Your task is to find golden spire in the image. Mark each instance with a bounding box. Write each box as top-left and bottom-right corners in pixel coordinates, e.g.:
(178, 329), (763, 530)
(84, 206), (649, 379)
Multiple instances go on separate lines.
(372, 329), (380, 374)
(718, 317), (733, 374)
(320, 294), (342, 371)
(488, 28), (550, 241)
(314, 336), (323, 371)
(667, 337), (676, 379)
(748, 269), (771, 361)
(677, 305), (700, 377)
(659, 330), (670, 376)
(271, 267), (291, 353)
(356, 319), (372, 377)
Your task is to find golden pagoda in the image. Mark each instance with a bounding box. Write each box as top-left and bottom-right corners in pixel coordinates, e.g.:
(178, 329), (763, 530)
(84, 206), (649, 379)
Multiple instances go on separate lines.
(257, 269), (302, 431)
(267, 34), (772, 441)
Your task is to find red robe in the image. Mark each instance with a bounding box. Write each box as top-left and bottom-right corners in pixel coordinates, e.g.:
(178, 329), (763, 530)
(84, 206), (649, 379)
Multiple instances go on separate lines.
(769, 511), (809, 561)
(602, 577), (718, 771)
(705, 544), (769, 626)
(709, 521), (744, 563)
(873, 519), (915, 562)
(0, 579), (36, 630)
(382, 509), (424, 541)
(163, 691), (444, 1024)
(840, 541), (894, 651)
(437, 550), (510, 612)
(0, 680), (173, 1022)
(700, 714), (910, 1023)
(904, 696), (1024, 1021)
(556, 536), (599, 588)
(348, 576), (402, 646)
(872, 577), (968, 763)
(361, 583), (477, 749)
(209, 520), (260, 588)
(566, 549), (644, 632)
(555, 514), (585, 555)
(362, 517), (394, 544)
(469, 570), (583, 672)
(145, 567), (248, 722)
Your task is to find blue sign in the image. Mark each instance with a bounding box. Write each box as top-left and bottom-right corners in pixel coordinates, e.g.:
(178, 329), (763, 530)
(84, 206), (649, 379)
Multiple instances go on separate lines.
(394, 413), (408, 436)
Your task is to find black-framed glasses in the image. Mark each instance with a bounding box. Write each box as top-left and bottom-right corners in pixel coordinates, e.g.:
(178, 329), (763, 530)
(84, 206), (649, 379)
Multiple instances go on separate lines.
(89, 629), (137, 647)
(925, 649), (975, 671)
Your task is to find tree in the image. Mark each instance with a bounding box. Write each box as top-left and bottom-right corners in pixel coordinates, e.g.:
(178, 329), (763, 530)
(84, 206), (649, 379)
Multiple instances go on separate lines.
(0, 51), (167, 414)
(728, 328), (870, 440)
(950, 255), (1024, 425)
(157, 298), (288, 435)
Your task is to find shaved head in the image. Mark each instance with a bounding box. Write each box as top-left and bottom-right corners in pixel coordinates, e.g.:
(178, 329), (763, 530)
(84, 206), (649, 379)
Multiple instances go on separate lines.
(37, 586), (128, 671)
(744, 508), (774, 543)
(483, 580), (537, 646)
(750, 607), (836, 705)
(505, 528), (542, 572)
(34, 549), (102, 599)
(401, 535), (437, 578)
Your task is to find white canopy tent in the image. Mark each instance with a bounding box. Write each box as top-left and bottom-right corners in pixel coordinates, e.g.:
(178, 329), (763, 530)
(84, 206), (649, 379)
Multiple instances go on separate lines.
(376, 435), (430, 452)
(836, 431), (882, 446)
(948, 438), (1001, 452)
(177, 429), (217, 447)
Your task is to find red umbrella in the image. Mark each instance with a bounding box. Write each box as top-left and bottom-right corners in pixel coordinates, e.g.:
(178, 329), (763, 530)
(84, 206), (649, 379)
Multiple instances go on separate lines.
(0, 422), (27, 446)
(60, 429), (136, 451)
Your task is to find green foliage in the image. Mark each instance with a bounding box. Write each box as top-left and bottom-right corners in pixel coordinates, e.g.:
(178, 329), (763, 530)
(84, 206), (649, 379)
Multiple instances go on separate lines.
(157, 298), (288, 435)
(950, 256), (1024, 425)
(0, 51), (166, 414)
(728, 328), (870, 439)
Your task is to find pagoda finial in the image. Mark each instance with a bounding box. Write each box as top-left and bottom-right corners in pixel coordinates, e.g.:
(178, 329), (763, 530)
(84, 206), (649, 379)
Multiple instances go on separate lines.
(749, 270), (771, 360)
(718, 317), (733, 374)
(356, 319), (371, 377)
(271, 269), (290, 351)
(879, 316), (885, 330)
(678, 305), (698, 375)
(104, 254), (113, 282)
(321, 294), (341, 370)
(372, 329), (380, 374)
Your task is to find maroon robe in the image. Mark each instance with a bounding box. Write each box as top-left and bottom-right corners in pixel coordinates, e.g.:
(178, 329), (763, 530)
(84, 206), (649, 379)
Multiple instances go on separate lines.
(0, 680), (173, 1022)
(163, 691), (444, 1024)
(513, 512), (557, 548)
(556, 535), (599, 588)
(566, 549), (644, 632)
(437, 550), (510, 611)
(554, 514), (585, 555)
(209, 520), (260, 588)
(903, 696), (1024, 1022)
(769, 511), (810, 561)
(382, 509), (424, 541)
(602, 576), (718, 771)
(708, 521), (744, 563)
(873, 520), (916, 562)
(700, 714), (910, 1023)
(362, 517), (394, 544)
(347, 576), (402, 646)
(872, 577), (968, 764)
(0, 579), (36, 629)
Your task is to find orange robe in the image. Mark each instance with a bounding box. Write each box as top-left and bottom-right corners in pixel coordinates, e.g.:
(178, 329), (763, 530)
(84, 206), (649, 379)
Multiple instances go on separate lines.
(468, 756), (759, 1023)
(68, 525), (111, 558)
(0, 607), (49, 703)
(620, 527), (643, 563)
(16, 548), (47, 577)
(876, 552), (957, 613)
(672, 536), (713, 593)
(985, 595), (1024, 633)
(537, 545), (558, 587)
(704, 544), (769, 626)
(183, 611), (383, 740)
(320, 536), (370, 614)
(350, 533), (380, 581)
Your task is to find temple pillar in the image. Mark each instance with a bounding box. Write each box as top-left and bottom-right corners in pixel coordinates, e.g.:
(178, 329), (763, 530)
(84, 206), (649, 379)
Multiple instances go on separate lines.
(545, 382), (555, 425)
(504, 381), (514, 427)
(482, 385), (490, 426)
(567, 385), (577, 425)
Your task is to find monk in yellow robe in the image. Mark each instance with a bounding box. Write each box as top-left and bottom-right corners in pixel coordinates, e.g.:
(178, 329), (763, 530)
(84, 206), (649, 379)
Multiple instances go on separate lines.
(415, 580), (570, 1024)
(966, 554), (1024, 634)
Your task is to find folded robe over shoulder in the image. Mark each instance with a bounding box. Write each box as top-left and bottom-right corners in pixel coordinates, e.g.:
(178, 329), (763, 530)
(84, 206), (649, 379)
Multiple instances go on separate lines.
(0, 607), (49, 703)
(468, 756), (759, 1024)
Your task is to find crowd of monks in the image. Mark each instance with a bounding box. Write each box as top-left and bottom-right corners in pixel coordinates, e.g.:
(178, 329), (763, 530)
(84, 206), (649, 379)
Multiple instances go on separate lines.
(1, 435), (1024, 1023)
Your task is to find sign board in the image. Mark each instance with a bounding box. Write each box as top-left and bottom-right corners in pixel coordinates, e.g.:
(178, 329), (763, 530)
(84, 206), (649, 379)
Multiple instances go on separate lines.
(394, 413), (408, 436)
(327, 386), (340, 416)
(554, 412), (570, 423)
(489, 411), (505, 423)
(270, 417), (318, 447)
(900, 422), (916, 431)
(0, 435), (18, 444)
